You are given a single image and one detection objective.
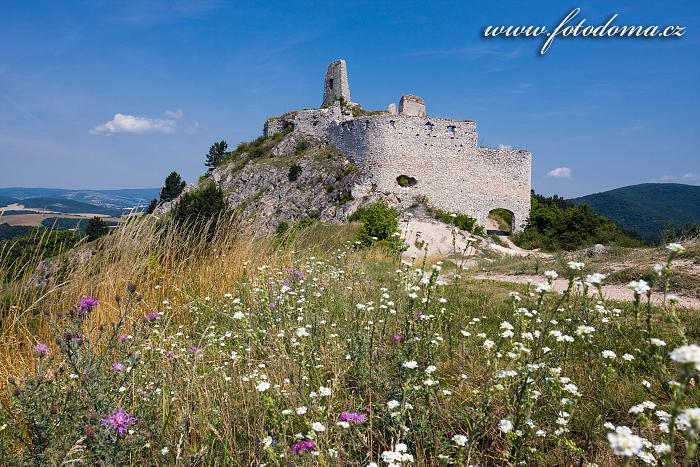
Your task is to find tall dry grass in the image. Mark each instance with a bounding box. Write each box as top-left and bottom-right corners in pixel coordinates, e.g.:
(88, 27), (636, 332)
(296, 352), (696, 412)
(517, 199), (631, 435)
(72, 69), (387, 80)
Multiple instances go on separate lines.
(0, 214), (280, 381)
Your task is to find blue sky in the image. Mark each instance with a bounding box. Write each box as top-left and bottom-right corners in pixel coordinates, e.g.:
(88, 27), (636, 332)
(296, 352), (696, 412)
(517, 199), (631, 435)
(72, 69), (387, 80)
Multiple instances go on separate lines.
(0, 0), (697, 198)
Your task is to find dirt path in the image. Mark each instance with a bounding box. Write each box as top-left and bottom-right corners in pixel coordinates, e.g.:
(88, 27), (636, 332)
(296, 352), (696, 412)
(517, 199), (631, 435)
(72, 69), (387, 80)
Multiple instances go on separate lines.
(473, 273), (700, 310)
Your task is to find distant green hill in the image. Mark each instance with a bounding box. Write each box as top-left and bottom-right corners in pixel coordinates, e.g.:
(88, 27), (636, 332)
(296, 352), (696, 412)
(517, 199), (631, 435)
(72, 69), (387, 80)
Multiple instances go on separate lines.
(571, 183), (700, 241)
(0, 187), (159, 209)
(18, 197), (121, 216)
(0, 195), (17, 207)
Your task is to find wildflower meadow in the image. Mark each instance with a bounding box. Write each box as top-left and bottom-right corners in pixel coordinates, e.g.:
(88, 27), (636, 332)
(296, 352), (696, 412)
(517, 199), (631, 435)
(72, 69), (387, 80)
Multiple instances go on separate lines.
(0, 216), (699, 466)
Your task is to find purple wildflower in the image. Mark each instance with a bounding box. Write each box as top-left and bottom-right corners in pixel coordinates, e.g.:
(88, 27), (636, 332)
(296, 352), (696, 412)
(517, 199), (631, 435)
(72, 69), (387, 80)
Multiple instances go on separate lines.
(100, 408), (136, 437)
(146, 312), (158, 321)
(79, 297), (99, 311)
(392, 335), (403, 343)
(166, 351), (176, 363)
(111, 362), (125, 372)
(291, 438), (316, 454)
(118, 334), (130, 342)
(268, 302), (276, 310)
(339, 411), (367, 424)
(33, 343), (49, 355)
(188, 346), (199, 354)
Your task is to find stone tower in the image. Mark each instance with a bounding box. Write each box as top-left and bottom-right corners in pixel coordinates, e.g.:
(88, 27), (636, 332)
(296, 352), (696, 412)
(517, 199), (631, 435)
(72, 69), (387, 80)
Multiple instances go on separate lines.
(399, 95), (426, 117)
(322, 59), (351, 107)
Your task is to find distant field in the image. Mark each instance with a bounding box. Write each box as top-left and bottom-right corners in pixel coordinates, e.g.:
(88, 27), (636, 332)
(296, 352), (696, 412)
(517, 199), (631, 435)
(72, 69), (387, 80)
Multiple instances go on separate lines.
(0, 212), (118, 227)
(0, 201), (121, 227)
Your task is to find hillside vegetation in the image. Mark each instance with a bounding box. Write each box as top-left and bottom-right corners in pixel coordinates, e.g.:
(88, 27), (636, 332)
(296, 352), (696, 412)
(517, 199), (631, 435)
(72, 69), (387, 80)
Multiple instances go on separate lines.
(513, 193), (642, 251)
(0, 213), (699, 465)
(572, 183), (700, 241)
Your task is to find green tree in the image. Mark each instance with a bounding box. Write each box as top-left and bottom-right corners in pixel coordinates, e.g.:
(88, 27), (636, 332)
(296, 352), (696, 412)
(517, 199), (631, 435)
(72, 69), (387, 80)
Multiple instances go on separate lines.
(172, 183), (228, 240)
(159, 171), (187, 203)
(145, 198), (158, 214)
(513, 192), (642, 251)
(205, 141), (228, 173)
(85, 217), (110, 242)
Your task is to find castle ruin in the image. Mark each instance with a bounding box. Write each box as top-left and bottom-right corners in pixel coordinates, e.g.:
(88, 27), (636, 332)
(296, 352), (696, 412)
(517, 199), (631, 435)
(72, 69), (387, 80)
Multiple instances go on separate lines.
(265, 59), (532, 232)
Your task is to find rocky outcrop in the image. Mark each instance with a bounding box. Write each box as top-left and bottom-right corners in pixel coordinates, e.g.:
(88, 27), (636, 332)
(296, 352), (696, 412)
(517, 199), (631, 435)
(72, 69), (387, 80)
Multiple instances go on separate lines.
(25, 246), (95, 289)
(164, 134), (371, 235)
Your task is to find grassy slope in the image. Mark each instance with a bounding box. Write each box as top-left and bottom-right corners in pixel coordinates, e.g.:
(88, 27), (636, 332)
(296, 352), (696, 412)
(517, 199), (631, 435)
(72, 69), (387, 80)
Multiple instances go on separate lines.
(571, 183), (700, 240)
(1, 219), (699, 465)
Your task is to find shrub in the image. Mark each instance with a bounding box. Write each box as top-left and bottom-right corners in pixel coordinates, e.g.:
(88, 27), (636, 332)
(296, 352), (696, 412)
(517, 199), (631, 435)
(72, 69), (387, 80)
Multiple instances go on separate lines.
(396, 175), (417, 187)
(85, 216), (110, 242)
(172, 183), (228, 240)
(294, 140), (308, 156)
(351, 202), (404, 251)
(431, 209), (485, 236)
(288, 164), (302, 182)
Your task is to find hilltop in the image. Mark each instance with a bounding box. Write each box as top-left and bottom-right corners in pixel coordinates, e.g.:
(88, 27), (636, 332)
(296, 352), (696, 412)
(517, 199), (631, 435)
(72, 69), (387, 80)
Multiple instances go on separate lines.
(571, 183), (700, 240)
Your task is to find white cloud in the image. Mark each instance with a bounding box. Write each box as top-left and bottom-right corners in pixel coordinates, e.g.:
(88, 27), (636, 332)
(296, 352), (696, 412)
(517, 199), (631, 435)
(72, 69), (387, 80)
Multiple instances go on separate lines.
(498, 144), (512, 150)
(164, 109), (184, 120)
(91, 110), (184, 135)
(546, 167), (572, 178)
(652, 173), (700, 185)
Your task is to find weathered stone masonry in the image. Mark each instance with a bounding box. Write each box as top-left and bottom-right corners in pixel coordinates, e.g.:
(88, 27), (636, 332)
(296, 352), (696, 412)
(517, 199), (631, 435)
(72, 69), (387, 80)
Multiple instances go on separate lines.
(264, 59), (531, 232)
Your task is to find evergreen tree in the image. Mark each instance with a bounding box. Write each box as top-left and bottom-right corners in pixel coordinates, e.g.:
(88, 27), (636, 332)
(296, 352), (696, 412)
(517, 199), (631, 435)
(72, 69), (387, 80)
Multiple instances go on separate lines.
(145, 198), (158, 214)
(172, 182), (228, 241)
(205, 141), (228, 172)
(85, 217), (110, 242)
(159, 172), (187, 203)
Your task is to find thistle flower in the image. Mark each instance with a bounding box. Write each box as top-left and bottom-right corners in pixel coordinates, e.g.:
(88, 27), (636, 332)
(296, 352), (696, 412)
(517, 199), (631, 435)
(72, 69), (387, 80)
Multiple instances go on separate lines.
(111, 362), (125, 372)
(392, 334), (403, 343)
(100, 408), (136, 437)
(146, 312), (158, 321)
(79, 297), (99, 314)
(290, 439), (316, 454)
(339, 411), (367, 424)
(33, 343), (49, 355)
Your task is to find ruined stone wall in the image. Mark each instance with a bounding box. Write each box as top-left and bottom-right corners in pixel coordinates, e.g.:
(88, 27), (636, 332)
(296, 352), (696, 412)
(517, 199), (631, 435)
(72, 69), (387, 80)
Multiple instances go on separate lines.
(263, 106), (531, 232)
